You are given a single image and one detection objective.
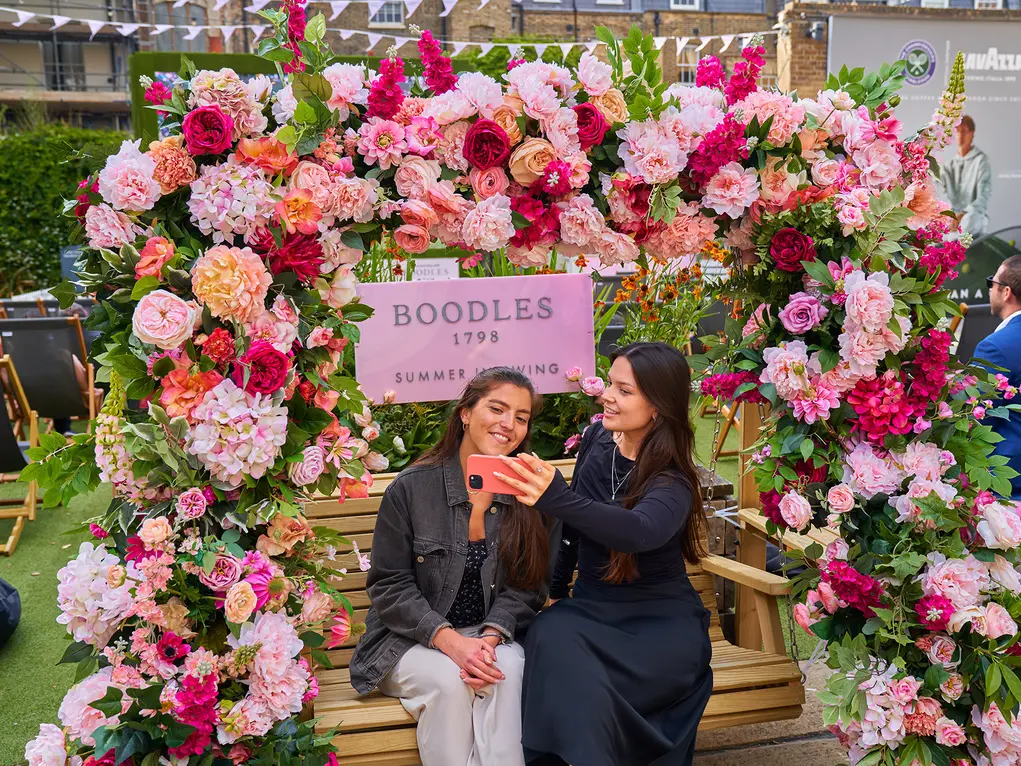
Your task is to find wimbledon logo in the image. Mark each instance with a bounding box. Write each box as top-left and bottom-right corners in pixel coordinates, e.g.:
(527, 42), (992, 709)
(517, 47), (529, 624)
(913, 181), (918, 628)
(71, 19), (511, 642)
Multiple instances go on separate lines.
(900, 39), (937, 85)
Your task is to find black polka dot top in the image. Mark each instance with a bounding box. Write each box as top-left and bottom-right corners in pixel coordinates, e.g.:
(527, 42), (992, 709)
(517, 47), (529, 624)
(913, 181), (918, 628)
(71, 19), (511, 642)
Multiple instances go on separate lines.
(446, 539), (488, 629)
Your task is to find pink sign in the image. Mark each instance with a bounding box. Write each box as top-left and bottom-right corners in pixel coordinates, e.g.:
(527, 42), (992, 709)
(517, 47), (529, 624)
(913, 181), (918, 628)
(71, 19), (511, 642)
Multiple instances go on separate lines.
(354, 273), (596, 403)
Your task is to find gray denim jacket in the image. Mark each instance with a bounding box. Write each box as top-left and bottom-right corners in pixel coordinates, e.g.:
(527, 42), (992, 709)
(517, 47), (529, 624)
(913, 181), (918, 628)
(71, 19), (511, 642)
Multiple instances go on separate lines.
(349, 454), (562, 694)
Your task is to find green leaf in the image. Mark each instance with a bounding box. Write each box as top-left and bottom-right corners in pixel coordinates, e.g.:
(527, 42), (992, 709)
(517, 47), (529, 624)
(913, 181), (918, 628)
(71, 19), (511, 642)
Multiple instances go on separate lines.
(341, 230), (365, 252)
(304, 11), (326, 42)
(799, 438), (814, 460)
(293, 100), (317, 124)
(50, 279), (79, 309)
(59, 639), (95, 665)
(88, 687), (124, 717)
(292, 71), (331, 102)
(1001, 666), (1021, 702)
(987, 662), (1003, 698)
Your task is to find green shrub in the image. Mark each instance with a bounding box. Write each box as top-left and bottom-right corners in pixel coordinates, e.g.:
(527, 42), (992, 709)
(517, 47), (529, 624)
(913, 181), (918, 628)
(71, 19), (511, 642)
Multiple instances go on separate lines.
(0, 125), (126, 295)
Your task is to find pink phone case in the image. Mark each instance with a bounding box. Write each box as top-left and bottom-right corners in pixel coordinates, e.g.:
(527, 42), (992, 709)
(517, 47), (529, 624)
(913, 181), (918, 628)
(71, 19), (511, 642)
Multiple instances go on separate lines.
(466, 454), (526, 496)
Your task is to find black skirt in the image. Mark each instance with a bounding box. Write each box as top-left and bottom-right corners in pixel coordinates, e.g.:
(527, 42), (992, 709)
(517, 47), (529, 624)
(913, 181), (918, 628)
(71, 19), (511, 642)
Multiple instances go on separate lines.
(521, 577), (713, 766)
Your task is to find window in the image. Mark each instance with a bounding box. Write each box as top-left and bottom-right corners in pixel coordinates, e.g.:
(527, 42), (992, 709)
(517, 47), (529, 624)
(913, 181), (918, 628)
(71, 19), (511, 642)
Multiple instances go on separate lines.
(153, 1), (207, 52)
(369, 1), (404, 27)
(920, 0), (949, 7)
(42, 40), (86, 91)
(670, 0), (700, 9)
(975, 0), (1003, 9)
(676, 64), (697, 84)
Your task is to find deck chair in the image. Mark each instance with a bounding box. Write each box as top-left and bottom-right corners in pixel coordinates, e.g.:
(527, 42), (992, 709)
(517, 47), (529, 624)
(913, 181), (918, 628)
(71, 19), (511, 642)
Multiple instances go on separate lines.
(0, 356), (39, 555)
(0, 300), (46, 319)
(956, 303), (1000, 362)
(0, 317), (96, 428)
(712, 402), (741, 461)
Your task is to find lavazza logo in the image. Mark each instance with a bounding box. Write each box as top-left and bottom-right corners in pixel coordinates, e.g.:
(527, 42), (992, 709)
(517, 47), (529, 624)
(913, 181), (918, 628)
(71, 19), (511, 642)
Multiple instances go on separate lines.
(900, 39), (937, 85)
(962, 48), (1021, 71)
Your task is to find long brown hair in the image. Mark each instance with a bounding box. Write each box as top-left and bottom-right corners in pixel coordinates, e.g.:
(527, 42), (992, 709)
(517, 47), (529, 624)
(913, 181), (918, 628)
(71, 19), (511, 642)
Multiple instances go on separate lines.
(605, 343), (707, 584)
(418, 367), (553, 591)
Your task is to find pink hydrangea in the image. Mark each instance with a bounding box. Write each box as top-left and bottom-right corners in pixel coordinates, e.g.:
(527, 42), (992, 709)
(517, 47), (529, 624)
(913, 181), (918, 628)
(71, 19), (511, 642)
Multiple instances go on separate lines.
(703, 162), (760, 218)
(84, 203), (141, 250)
(187, 380), (289, 488)
(189, 67), (268, 139)
(57, 542), (139, 647)
(645, 202), (718, 261)
(97, 139), (161, 213)
(24, 723), (66, 766)
(187, 157), (275, 245)
(58, 667), (131, 746)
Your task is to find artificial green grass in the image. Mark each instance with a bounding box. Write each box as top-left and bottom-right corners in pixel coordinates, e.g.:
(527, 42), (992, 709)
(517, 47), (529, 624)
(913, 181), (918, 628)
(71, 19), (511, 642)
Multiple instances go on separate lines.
(0, 408), (809, 765)
(0, 483), (109, 766)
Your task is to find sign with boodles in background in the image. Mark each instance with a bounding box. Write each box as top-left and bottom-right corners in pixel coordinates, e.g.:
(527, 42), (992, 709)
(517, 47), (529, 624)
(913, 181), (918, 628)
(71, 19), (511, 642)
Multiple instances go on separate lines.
(354, 273), (596, 404)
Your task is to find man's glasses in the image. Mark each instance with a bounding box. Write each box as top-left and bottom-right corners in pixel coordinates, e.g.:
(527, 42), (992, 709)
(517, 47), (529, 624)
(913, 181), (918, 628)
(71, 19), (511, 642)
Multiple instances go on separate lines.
(987, 276), (1004, 289)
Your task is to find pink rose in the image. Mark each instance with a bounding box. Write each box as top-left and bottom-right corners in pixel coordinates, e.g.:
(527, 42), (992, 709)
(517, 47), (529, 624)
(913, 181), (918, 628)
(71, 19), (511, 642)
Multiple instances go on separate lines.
(198, 553), (243, 591)
(301, 591), (333, 624)
(810, 158), (841, 187)
(565, 367), (583, 382)
(394, 156), (441, 199)
(580, 377), (605, 397)
(288, 445), (326, 487)
(364, 450), (390, 472)
(394, 224), (431, 254)
(306, 326), (334, 348)
(314, 389), (340, 412)
(779, 491), (812, 530)
(182, 104), (235, 156)
(977, 502), (1021, 550)
(778, 292), (828, 335)
(176, 488), (208, 520)
(979, 602), (1018, 639)
(469, 166), (510, 200)
(401, 198), (438, 230)
(827, 484), (856, 514)
(926, 635), (958, 669)
(793, 602), (817, 633)
(934, 717), (967, 748)
(889, 676), (922, 705)
(939, 673), (964, 701)
(138, 517), (172, 548)
(224, 581), (257, 624)
(132, 289), (196, 350)
(817, 581), (839, 614)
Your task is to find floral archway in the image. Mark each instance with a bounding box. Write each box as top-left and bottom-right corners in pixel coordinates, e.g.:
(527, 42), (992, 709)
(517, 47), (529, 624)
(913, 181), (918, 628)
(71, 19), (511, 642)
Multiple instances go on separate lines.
(20, 3), (1021, 765)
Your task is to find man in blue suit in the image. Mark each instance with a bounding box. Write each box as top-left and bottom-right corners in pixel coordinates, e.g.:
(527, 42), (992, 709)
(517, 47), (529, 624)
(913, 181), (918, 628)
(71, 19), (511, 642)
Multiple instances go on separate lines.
(974, 255), (1021, 499)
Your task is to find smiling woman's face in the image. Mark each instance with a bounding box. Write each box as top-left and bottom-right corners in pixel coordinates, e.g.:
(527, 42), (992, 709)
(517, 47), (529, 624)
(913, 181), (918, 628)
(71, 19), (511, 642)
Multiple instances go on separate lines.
(462, 383), (533, 456)
(600, 356), (656, 435)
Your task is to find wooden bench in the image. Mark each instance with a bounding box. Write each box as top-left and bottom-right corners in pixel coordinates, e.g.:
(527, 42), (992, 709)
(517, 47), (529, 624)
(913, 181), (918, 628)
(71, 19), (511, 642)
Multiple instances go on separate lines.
(307, 461), (805, 766)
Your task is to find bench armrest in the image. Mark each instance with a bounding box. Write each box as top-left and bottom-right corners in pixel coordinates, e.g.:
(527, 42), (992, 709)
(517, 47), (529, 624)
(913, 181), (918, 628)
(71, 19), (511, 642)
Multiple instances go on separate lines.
(702, 554), (790, 597)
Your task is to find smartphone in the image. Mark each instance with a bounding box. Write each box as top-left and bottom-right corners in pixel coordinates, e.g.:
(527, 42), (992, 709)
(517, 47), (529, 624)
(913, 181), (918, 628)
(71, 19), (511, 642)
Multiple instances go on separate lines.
(466, 454), (526, 496)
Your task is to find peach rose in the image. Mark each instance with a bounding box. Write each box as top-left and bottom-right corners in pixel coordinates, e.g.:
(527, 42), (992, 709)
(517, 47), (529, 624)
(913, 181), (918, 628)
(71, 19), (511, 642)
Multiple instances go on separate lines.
(827, 484), (856, 514)
(147, 135), (197, 194)
(132, 289), (196, 350)
(191, 245), (272, 323)
(301, 591), (333, 624)
(257, 513), (312, 557)
(288, 160), (335, 213)
(980, 602), (1018, 639)
(508, 138), (557, 185)
(275, 188), (322, 235)
(469, 167), (510, 200)
(159, 597), (197, 639)
(139, 517), (172, 548)
(394, 224), (431, 254)
(135, 237), (176, 280)
(492, 102), (523, 146)
(589, 88), (629, 125)
(401, 198), (439, 229)
(394, 156), (441, 199)
(224, 581), (257, 624)
(106, 565), (126, 589)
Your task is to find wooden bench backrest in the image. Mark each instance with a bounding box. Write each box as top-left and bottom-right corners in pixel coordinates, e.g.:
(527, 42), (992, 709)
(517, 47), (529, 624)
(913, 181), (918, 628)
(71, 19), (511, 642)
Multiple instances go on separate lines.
(311, 463), (724, 670)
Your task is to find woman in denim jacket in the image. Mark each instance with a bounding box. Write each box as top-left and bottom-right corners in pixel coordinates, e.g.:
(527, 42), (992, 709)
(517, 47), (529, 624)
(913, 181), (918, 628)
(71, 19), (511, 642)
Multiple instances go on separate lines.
(349, 367), (560, 766)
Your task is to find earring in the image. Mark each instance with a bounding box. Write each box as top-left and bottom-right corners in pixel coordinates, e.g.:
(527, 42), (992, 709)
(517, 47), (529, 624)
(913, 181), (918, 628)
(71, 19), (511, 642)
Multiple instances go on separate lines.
(462, 421), (468, 432)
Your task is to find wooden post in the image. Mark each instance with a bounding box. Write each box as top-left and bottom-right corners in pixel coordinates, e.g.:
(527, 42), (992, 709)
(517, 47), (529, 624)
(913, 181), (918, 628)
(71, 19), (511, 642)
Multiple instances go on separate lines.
(736, 402), (765, 650)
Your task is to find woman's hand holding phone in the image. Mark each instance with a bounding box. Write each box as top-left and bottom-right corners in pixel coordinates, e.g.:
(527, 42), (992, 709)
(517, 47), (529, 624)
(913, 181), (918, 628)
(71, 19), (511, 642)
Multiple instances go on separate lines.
(493, 453), (557, 506)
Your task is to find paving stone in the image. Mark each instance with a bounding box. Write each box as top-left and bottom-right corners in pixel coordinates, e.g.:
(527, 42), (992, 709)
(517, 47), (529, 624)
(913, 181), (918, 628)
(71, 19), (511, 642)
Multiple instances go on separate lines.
(694, 735), (847, 766)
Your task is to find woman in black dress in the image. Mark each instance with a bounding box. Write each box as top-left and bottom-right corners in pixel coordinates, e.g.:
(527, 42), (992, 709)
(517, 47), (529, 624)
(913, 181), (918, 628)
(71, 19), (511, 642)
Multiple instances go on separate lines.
(494, 342), (713, 766)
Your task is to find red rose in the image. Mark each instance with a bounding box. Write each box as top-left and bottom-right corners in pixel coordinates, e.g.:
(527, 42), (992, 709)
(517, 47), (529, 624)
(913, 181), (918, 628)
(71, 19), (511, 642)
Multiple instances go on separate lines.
(770, 227), (817, 272)
(182, 104), (235, 156)
(573, 102), (610, 150)
(462, 119), (511, 170)
(232, 341), (289, 395)
(200, 327), (235, 365)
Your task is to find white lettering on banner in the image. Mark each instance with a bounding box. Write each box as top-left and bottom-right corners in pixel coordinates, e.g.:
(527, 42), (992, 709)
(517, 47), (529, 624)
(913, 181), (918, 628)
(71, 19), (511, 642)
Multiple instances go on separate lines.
(410, 257), (460, 282)
(963, 48), (1021, 72)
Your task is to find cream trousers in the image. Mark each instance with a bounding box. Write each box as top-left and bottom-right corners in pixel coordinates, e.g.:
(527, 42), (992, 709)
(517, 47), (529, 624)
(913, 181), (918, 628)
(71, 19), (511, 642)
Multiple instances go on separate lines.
(378, 631), (527, 766)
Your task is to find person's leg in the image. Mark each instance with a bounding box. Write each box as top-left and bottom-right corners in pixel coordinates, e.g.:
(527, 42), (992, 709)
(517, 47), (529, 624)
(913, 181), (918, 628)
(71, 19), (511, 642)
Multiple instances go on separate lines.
(470, 641), (527, 766)
(378, 643), (476, 766)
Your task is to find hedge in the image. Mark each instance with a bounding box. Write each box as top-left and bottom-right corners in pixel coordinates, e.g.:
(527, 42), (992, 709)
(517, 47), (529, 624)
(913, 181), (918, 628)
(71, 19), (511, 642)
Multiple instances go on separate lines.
(0, 125), (127, 296)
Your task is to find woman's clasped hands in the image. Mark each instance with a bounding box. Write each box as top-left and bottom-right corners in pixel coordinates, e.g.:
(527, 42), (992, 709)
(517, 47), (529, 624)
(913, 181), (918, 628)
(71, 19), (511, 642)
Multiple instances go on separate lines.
(433, 627), (505, 690)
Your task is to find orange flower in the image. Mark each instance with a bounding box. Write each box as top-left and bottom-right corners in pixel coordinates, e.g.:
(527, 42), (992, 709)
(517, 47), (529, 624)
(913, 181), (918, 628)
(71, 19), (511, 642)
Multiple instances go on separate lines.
(236, 136), (299, 176)
(275, 189), (322, 235)
(135, 236), (175, 279)
(159, 368), (224, 421)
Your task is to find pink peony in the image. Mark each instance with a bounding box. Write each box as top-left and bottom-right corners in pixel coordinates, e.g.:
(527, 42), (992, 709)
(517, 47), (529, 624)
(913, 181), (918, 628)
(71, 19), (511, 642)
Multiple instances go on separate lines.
(759, 340), (811, 401)
(323, 63), (368, 118)
(394, 156), (441, 200)
(703, 162), (760, 218)
(844, 271), (894, 333)
(24, 724), (66, 766)
(559, 194), (606, 248)
(461, 194), (515, 252)
(979, 602), (1018, 639)
(842, 441), (905, 498)
(732, 90), (806, 146)
(176, 487), (208, 519)
(132, 290), (196, 350)
(920, 553), (990, 610)
(98, 139), (160, 213)
(791, 382), (840, 424)
(778, 292), (828, 334)
(191, 245), (272, 323)
(333, 176), (380, 223)
(977, 501), (1021, 550)
(852, 139), (902, 191)
(577, 52), (612, 97)
(84, 203), (141, 250)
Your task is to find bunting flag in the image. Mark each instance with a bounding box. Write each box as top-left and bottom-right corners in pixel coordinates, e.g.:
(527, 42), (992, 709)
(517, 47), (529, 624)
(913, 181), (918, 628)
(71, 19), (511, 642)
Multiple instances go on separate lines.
(451, 42), (468, 56)
(695, 37), (713, 52)
(586, 41), (598, 53)
(478, 0), (491, 8)
(559, 42), (573, 56)
(214, 0), (231, 9)
(250, 23), (267, 41)
(653, 36), (667, 50)
(49, 14), (70, 29)
(172, 0), (188, 6)
(183, 25), (204, 40)
(340, 29), (355, 39)
(366, 0), (386, 18)
(718, 34), (734, 52)
(152, 24), (173, 35)
(328, 0), (350, 19)
(86, 19), (105, 39)
(675, 36), (690, 61)
(365, 32), (382, 50)
(12, 10), (34, 26)
(116, 23), (142, 36)
(533, 43), (547, 57)
(244, 0), (271, 11)
(479, 42), (494, 56)
(392, 35), (412, 49)
(404, 0), (422, 16)
(221, 25), (237, 41)
(439, 0), (458, 17)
